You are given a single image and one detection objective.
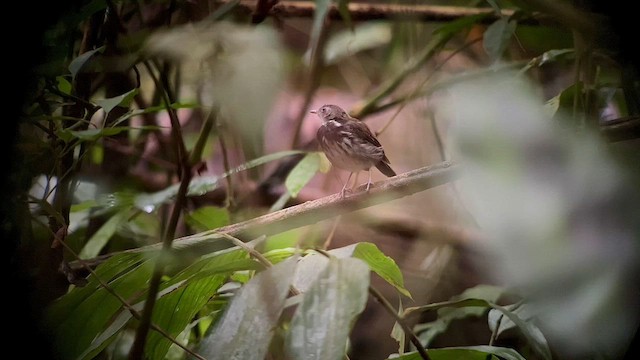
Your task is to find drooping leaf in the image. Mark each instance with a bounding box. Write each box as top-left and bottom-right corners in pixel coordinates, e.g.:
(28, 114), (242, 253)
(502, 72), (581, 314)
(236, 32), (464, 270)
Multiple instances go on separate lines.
(286, 257), (370, 360)
(198, 257), (299, 360)
(78, 209), (129, 259)
(95, 88), (139, 114)
(483, 18), (517, 63)
(185, 206), (230, 232)
(285, 152), (320, 197)
(69, 46), (104, 78)
(329, 242), (412, 299)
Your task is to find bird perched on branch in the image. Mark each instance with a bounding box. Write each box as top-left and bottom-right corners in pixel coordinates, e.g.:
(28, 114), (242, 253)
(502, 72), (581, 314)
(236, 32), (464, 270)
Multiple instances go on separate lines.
(312, 104), (396, 198)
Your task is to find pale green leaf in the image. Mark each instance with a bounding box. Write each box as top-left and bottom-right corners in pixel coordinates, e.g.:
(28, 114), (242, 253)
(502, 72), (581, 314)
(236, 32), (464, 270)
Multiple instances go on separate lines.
(185, 206), (230, 232)
(78, 210), (129, 259)
(483, 18), (517, 63)
(198, 257), (299, 360)
(95, 89), (139, 114)
(69, 46), (104, 78)
(286, 258), (369, 360)
(57, 76), (72, 94)
(285, 152), (320, 197)
(324, 22), (391, 65)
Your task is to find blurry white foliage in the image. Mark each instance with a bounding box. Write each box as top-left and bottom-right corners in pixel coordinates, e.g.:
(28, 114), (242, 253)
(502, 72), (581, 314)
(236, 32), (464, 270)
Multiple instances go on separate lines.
(145, 21), (285, 154)
(440, 72), (639, 357)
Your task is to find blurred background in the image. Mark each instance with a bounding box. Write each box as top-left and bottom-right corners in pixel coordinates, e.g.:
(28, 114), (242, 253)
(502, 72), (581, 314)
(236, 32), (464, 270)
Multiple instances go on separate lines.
(6, 0), (640, 359)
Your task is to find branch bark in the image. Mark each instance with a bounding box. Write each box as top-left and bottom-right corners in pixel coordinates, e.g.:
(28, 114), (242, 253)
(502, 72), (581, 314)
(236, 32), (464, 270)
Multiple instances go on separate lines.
(223, 0), (523, 23)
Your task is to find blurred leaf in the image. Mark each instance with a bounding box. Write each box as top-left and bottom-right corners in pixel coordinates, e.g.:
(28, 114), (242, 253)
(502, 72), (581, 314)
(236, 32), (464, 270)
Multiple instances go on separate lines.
(434, 13), (490, 37)
(264, 229), (304, 251)
(57, 125), (159, 142)
(112, 102), (197, 126)
(185, 206), (230, 232)
(336, 0), (353, 31)
(292, 253), (329, 293)
(324, 22), (392, 65)
(329, 242), (411, 299)
(488, 303), (538, 341)
(69, 46), (104, 78)
(483, 18), (517, 63)
(285, 152), (320, 197)
(391, 299), (406, 354)
(309, 0), (331, 58)
(317, 152), (332, 173)
(286, 258), (369, 360)
(95, 89), (139, 114)
(387, 346), (525, 360)
(78, 209), (129, 259)
(198, 257), (299, 360)
(263, 247), (298, 264)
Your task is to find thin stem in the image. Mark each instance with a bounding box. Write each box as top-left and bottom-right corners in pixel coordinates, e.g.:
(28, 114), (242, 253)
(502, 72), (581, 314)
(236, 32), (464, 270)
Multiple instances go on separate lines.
(368, 286), (431, 360)
(128, 61), (194, 360)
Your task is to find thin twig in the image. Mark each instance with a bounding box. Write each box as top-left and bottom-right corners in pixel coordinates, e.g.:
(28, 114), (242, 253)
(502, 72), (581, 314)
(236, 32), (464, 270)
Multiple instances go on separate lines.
(368, 285), (431, 360)
(322, 215), (342, 250)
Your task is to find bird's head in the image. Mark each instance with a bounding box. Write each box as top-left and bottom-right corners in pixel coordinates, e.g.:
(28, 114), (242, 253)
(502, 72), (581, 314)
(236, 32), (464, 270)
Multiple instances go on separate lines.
(310, 104), (349, 123)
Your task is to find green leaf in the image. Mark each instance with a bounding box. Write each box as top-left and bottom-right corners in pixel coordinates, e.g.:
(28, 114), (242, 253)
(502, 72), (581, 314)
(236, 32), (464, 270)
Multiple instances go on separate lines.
(146, 250), (252, 360)
(407, 285), (505, 347)
(69, 46), (104, 78)
(285, 152), (320, 197)
(198, 257), (299, 360)
(185, 206), (230, 232)
(286, 258), (370, 360)
(95, 88), (139, 114)
(46, 253), (157, 359)
(78, 209), (129, 259)
(57, 76), (72, 94)
(329, 242), (412, 299)
(483, 18), (517, 63)
(434, 13), (491, 38)
(405, 289), (551, 360)
(387, 346), (526, 360)
(324, 22), (391, 65)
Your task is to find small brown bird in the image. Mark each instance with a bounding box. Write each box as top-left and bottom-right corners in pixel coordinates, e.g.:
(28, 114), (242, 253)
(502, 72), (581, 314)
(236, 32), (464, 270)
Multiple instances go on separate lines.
(312, 104), (396, 198)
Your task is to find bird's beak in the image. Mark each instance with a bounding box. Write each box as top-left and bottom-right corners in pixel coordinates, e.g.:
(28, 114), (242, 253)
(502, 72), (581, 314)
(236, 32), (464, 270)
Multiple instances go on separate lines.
(310, 110), (317, 114)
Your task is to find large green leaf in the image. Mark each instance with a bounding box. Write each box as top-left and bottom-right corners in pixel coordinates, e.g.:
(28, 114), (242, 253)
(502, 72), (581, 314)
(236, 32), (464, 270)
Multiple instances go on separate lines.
(146, 250), (251, 360)
(198, 257), (299, 360)
(285, 257), (370, 360)
(69, 46), (104, 78)
(285, 152), (320, 197)
(386, 346), (526, 360)
(46, 252), (157, 359)
(78, 249), (258, 360)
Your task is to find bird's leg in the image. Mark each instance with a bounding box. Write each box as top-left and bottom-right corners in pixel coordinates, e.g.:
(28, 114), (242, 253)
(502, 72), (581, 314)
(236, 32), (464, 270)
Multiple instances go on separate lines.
(365, 168), (373, 192)
(340, 172), (354, 198)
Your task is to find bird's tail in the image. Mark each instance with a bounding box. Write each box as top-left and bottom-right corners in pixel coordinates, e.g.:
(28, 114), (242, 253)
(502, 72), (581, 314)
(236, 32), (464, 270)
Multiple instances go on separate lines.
(375, 161), (396, 177)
